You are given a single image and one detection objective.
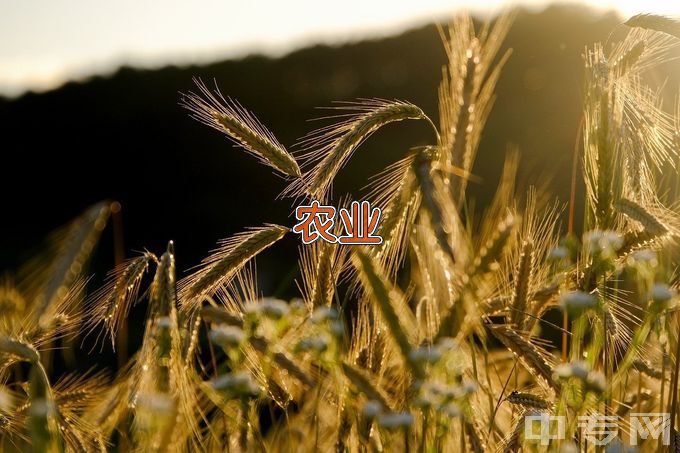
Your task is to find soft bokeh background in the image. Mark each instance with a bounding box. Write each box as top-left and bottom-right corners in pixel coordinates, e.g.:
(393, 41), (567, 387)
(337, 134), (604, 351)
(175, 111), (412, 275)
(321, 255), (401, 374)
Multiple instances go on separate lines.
(1, 1), (678, 296)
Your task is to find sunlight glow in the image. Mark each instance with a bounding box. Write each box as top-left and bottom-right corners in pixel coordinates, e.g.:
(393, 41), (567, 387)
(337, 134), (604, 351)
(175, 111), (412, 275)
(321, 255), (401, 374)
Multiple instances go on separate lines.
(0, 0), (677, 96)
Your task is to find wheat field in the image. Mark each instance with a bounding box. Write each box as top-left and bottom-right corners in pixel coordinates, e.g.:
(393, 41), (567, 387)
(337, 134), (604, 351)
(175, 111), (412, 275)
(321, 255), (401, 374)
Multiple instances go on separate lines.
(1, 11), (680, 452)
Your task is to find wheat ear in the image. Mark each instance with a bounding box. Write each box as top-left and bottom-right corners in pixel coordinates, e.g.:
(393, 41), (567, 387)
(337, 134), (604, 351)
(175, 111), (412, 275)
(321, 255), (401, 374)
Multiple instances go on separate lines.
(150, 241), (177, 318)
(506, 391), (551, 410)
(180, 224), (288, 310)
(300, 239), (344, 310)
(632, 358), (663, 379)
(611, 41), (646, 77)
(39, 201), (111, 322)
(625, 14), (680, 40)
(182, 78), (301, 178)
(0, 336), (41, 363)
(414, 146), (456, 260)
(371, 155), (421, 277)
(341, 362), (393, 411)
(351, 249), (422, 378)
(145, 242), (179, 401)
(483, 296), (510, 315)
(470, 212), (516, 277)
(85, 252), (155, 346)
(2, 336), (61, 449)
(618, 229), (659, 257)
(438, 13), (513, 204)
(502, 418), (523, 453)
(464, 421), (485, 453)
(616, 389), (654, 416)
(615, 198), (668, 235)
(335, 405), (352, 453)
(488, 325), (559, 391)
(501, 410), (542, 453)
(525, 283), (560, 332)
(288, 99), (432, 200)
(310, 243), (334, 309)
(51, 371), (111, 450)
(596, 88), (615, 228)
(510, 241), (534, 330)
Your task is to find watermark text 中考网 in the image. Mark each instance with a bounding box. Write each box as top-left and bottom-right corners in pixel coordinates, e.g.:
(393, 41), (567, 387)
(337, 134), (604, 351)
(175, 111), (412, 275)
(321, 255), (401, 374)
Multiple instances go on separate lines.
(524, 413), (671, 446)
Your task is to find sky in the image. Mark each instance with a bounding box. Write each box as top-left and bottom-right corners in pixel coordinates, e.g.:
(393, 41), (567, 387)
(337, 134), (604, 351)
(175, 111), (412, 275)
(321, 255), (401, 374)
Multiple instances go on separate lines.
(1, 0), (677, 97)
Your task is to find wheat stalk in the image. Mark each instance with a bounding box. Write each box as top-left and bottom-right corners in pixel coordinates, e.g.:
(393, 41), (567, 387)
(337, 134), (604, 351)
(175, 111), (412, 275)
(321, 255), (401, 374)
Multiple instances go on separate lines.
(28, 362), (60, 452)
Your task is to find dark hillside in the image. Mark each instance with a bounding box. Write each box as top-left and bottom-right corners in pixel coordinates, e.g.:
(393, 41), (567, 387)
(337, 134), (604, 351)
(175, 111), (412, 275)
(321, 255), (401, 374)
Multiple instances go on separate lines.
(4, 5), (675, 292)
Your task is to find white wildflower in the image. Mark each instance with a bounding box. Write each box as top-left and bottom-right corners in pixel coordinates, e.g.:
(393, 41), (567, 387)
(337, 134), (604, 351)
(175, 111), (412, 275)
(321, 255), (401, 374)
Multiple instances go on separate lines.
(554, 360), (589, 380)
(210, 325), (246, 347)
(377, 412), (414, 429)
(362, 401), (382, 418)
(311, 307), (338, 324)
(295, 335), (329, 353)
(584, 230), (623, 253)
(586, 371), (606, 393)
(628, 249), (657, 265)
(212, 372), (260, 397)
(409, 346), (442, 364)
(442, 403), (461, 418)
(559, 291), (597, 313)
(259, 298), (290, 319)
(549, 246), (569, 260)
(651, 283), (674, 303)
